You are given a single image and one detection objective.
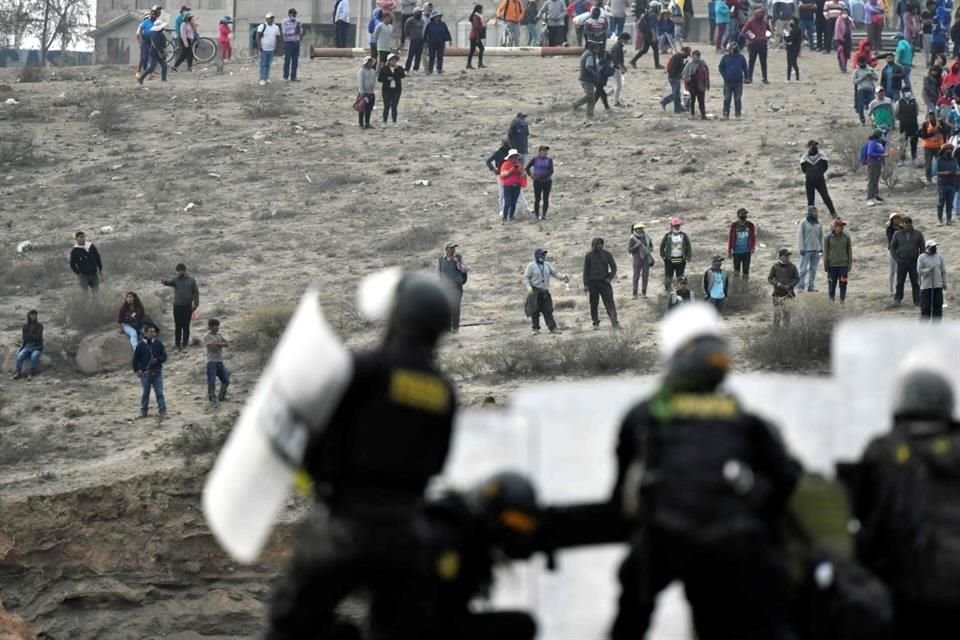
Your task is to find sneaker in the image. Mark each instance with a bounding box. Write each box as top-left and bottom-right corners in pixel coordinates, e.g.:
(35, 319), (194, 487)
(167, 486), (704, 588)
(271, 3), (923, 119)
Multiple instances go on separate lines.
(11, 372), (21, 380)
(549, 328), (563, 334)
(808, 287), (818, 292)
(611, 323), (621, 331)
(615, 102), (626, 108)
(875, 196), (884, 202)
(592, 323), (600, 330)
(630, 60), (637, 69)
(259, 79), (266, 86)
(532, 328), (541, 335)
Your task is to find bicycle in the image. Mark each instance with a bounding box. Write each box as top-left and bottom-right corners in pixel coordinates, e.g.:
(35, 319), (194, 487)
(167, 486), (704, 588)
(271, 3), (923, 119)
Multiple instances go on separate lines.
(498, 19), (519, 47)
(163, 29), (219, 65)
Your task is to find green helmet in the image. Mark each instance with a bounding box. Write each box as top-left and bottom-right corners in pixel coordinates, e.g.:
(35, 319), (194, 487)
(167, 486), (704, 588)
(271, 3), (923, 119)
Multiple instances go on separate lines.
(894, 369), (956, 420)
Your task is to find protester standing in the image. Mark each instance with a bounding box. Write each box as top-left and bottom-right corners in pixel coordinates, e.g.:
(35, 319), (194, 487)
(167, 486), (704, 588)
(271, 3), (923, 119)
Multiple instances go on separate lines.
(682, 49), (710, 119)
(378, 53), (405, 126)
(357, 56), (377, 128)
(659, 216), (693, 291)
(204, 318), (230, 403)
(702, 255), (730, 312)
(218, 16), (233, 62)
(539, 0), (568, 46)
(525, 145), (554, 220)
(769, 248), (800, 327)
(438, 242), (468, 333)
(12, 310), (43, 381)
(918, 239), (948, 321)
(468, 4), (487, 69)
(742, 8), (771, 84)
(374, 11), (395, 67)
(896, 90), (920, 165)
(583, 238), (620, 330)
(824, 218), (853, 304)
(800, 139), (838, 218)
(785, 16), (802, 81)
(424, 11), (452, 74)
(628, 222), (654, 298)
(405, 7), (425, 71)
(630, 2), (661, 68)
(256, 13), (282, 85)
(920, 111), (946, 181)
(172, 12), (196, 72)
(161, 263), (199, 351)
(524, 248), (569, 334)
(727, 207), (756, 279)
(508, 112), (529, 161)
(282, 8), (303, 81)
(834, 7), (854, 72)
(335, 0), (352, 49)
(70, 231), (103, 292)
(400, 0), (416, 46)
(890, 216), (925, 306)
(668, 275), (692, 308)
(524, 0), (540, 44)
(796, 205), (824, 292)
(886, 212), (903, 297)
(499, 149), (526, 221)
(718, 43), (748, 119)
(936, 142), (959, 224)
(864, 129), (887, 204)
(133, 324), (167, 419)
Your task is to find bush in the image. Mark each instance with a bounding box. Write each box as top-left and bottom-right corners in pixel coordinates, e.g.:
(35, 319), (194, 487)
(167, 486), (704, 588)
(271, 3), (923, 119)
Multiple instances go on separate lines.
(236, 85), (297, 118)
(0, 131), (41, 166)
(1, 255), (65, 293)
(170, 416), (233, 461)
(380, 225), (449, 254)
(881, 160), (899, 189)
(233, 304), (296, 363)
(60, 291), (118, 334)
(448, 330), (655, 381)
(746, 296), (839, 370)
(87, 88), (127, 133)
(17, 65), (43, 83)
(830, 128), (865, 173)
(722, 276), (767, 314)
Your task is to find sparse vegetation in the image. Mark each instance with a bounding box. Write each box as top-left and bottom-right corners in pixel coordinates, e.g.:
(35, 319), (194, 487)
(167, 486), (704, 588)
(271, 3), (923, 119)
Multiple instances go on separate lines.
(380, 225), (449, 254)
(60, 291), (117, 334)
(0, 423), (60, 465)
(169, 416), (233, 461)
(236, 84), (297, 118)
(86, 88), (127, 134)
(746, 296), (839, 369)
(1, 255), (65, 292)
(881, 160), (899, 189)
(233, 304), (296, 363)
(0, 131), (41, 166)
(722, 276), (767, 314)
(830, 127), (865, 172)
(17, 65), (43, 83)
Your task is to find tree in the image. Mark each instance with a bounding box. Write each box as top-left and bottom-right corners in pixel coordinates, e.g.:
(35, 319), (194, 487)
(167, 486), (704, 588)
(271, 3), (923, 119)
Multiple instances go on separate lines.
(0, 0), (35, 49)
(36, 0), (92, 64)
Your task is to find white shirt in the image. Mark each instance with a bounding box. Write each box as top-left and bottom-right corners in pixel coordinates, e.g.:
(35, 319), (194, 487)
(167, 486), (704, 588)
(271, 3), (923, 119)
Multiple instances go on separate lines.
(336, 0), (351, 23)
(258, 23), (281, 51)
(670, 232), (685, 258)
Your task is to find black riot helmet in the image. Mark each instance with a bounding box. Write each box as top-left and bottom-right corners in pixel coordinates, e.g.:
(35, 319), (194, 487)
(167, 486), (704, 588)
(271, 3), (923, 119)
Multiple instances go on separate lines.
(894, 362), (956, 421)
(470, 471), (540, 560)
(660, 303), (730, 392)
(384, 272), (455, 350)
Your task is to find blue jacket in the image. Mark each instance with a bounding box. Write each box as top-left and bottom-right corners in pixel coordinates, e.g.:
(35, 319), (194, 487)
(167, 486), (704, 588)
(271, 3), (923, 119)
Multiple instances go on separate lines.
(865, 139), (886, 162)
(709, 0), (717, 20)
(715, 1), (731, 24)
(657, 18), (675, 37)
(424, 20), (452, 46)
(133, 338), (167, 373)
(718, 51), (748, 84)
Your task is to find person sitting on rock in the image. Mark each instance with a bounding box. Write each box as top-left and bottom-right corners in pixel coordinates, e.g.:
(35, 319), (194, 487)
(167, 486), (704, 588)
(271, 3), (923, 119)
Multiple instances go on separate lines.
(13, 310), (43, 381)
(117, 291), (148, 351)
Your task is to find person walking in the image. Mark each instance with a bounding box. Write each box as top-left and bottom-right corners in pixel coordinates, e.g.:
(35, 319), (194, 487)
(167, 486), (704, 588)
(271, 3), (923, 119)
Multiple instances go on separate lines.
(609, 32), (630, 107)
(357, 56), (377, 128)
(682, 49), (710, 119)
(204, 318), (230, 403)
(160, 263), (199, 351)
(138, 22), (169, 84)
(573, 42), (600, 117)
(438, 241), (468, 333)
(524, 248), (569, 334)
(823, 218), (853, 304)
(424, 11), (452, 74)
(378, 53), (405, 126)
(525, 145), (554, 220)
(70, 231), (103, 292)
(117, 291), (148, 350)
(798, 0), (817, 50)
(594, 50), (617, 111)
(628, 222), (654, 298)
(133, 324), (167, 419)
(497, 0), (524, 45)
(896, 90), (920, 165)
(539, 0), (568, 46)
(885, 212), (903, 297)
(467, 4), (487, 69)
(715, 0), (731, 51)
(785, 16), (802, 81)
(508, 112), (529, 161)
(582, 238), (620, 330)
(660, 46), (690, 113)
(823, 0), (845, 53)
(854, 59), (879, 124)
(800, 140), (839, 218)
(834, 7), (854, 72)
(523, 0), (540, 44)
(172, 11), (196, 72)
(890, 215), (925, 306)
(404, 7), (425, 71)
(864, 129), (887, 204)
(769, 248), (800, 327)
(335, 0), (352, 49)
(702, 255), (730, 312)
(281, 8), (303, 81)
(609, 0), (628, 35)
(218, 16), (233, 62)
(895, 32), (915, 89)
(727, 207), (756, 279)
(718, 43), (747, 119)
(256, 13), (282, 85)
(136, 9), (157, 80)
(659, 216), (693, 291)
(796, 205), (824, 292)
(12, 310), (43, 381)
(373, 11), (395, 68)
(499, 149), (526, 221)
(630, 1), (662, 68)
(742, 7), (771, 84)
(918, 239), (948, 321)
(936, 142), (959, 224)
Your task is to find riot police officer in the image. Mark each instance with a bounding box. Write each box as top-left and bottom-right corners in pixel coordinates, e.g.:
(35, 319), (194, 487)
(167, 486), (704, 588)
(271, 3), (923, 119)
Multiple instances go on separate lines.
(263, 272), (459, 640)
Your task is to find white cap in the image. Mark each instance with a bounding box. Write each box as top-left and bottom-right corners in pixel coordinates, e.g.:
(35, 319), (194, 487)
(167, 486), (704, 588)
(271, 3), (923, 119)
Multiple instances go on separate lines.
(926, 239), (938, 248)
(659, 303), (723, 361)
(265, 12), (274, 18)
(506, 148), (519, 157)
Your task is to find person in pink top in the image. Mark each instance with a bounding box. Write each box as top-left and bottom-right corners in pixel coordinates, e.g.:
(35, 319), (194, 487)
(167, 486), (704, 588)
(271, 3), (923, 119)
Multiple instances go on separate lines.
(218, 16), (233, 62)
(172, 12), (196, 71)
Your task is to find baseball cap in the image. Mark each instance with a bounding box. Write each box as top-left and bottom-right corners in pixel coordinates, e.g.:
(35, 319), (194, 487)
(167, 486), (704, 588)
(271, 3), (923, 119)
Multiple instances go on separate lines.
(677, 275), (688, 284)
(632, 222), (645, 230)
(506, 149), (519, 157)
(445, 241), (458, 249)
(265, 12), (274, 18)
(833, 218), (848, 226)
(926, 239), (938, 248)
(712, 255), (725, 262)
(778, 248), (791, 257)
(670, 216), (682, 226)
(737, 207), (748, 216)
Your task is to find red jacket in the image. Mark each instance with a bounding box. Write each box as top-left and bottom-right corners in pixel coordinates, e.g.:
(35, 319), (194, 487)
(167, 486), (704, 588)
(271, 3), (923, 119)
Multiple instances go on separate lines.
(727, 220), (757, 255)
(499, 159), (525, 186)
(853, 39), (877, 67)
(741, 11), (770, 46)
(469, 13), (485, 40)
(942, 61), (960, 94)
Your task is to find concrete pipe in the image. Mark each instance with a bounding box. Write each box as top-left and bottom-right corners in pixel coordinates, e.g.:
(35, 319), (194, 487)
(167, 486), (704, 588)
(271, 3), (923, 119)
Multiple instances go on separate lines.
(309, 48), (364, 58)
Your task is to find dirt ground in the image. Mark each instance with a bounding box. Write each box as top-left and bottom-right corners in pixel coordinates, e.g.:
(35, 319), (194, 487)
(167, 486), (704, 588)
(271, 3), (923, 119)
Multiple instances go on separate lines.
(0, 43), (957, 638)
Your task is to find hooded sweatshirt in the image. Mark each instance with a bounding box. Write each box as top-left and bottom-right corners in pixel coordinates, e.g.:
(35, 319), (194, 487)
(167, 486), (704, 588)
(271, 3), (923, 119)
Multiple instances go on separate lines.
(70, 242), (102, 276)
(21, 320), (43, 350)
(583, 238), (617, 284)
(797, 214), (823, 253)
(742, 10), (770, 47)
(918, 251), (948, 290)
(525, 250), (564, 290)
(800, 149), (829, 181)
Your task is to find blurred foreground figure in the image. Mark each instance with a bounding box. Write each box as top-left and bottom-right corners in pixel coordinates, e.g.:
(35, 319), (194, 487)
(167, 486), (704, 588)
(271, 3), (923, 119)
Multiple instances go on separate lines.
(542, 303), (803, 640)
(843, 350), (960, 640)
(263, 271), (459, 640)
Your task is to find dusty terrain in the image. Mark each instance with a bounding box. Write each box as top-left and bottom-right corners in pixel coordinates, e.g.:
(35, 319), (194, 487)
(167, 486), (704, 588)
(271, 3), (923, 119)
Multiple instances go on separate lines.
(0, 42), (957, 639)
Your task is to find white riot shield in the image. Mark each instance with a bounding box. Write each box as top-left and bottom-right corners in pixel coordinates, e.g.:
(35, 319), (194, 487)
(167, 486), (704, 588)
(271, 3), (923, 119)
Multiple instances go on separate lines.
(202, 289), (354, 564)
(832, 319), (960, 460)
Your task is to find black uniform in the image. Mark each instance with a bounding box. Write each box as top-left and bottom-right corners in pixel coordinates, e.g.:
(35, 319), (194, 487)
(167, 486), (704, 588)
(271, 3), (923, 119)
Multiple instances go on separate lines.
(582, 238), (619, 328)
(264, 349), (458, 640)
(545, 388), (801, 640)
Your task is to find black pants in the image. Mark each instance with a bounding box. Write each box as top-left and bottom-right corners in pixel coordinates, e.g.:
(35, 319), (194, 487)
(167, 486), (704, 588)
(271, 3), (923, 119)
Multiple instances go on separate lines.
(920, 288), (944, 321)
(427, 44), (444, 73)
(901, 129), (919, 160)
(895, 258), (920, 304)
(631, 32), (660, 67)
(815, 15), (826, 49)
(595, 86), (610, 109)
(533, 180), (551, 217)
(805, 177), (838, 218)
(173, 39), (194, 70)
(587, 280), (618, 326)
(664, 259), (686, 290)
(382, 88), (401, 122)
(689, 90), (705, 117)
(468, 39), (485, 66)
(748, 43), (768, 81)
(434, 612), (536, 640)
(530, 289), (557, 331)
(786, 48), (800, 80)
(612, 528), (796, 640)
(451, 285), (462, 331)
(173, 304), (192, 348)
(406, 38), (423, 71)
(548, 25), (566, 46)
(265, 510), (435, 640)
(732, 252), (752, 277)
(358, 93), (375, 126)
(335, 21), (349, 48)
(824, 18), (836, 52)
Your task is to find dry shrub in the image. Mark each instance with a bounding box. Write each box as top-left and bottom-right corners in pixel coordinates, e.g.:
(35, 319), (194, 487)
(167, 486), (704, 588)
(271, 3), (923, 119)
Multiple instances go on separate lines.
(233, 304), (296, 363)
(0, 424), (62, 465)
(380, 225), (449, 254)
(107, 233), (184, 279)
(17, 65), (43, 83)
(0, 131), (41, 166)
(448, 330), (654, 381)
(722, 276), (767, 314)
(169, 415), (234, 462)
(746, 296), (839, 370)
(881, 160), (898, 189)
(86, 88), (127, 133)
(830, 128), (865, 173)
(314, 173), (364, 190)
(1, 255), (65, 292)
(236, 85), (297, 118)
(59, 291), (117, 334)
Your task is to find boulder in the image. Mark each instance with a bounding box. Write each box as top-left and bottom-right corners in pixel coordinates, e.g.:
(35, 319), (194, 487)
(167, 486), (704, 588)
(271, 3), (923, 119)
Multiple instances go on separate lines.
(0, 597), (39, 640)
(75, 332), (132, 375)
(0, 341), (52, 374)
